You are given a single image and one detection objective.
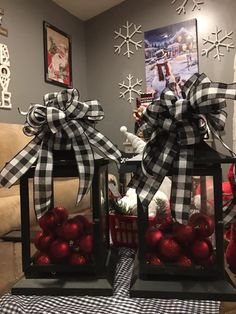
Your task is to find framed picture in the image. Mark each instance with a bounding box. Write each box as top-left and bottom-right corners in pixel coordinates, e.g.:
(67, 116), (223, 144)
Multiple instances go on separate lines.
(43, 21), (72, 88)
(144, 19), (198, 98)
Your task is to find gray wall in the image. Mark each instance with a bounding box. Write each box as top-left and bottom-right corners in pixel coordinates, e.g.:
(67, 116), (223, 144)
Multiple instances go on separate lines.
(85, 0), (236, 154)
(0, 0), (87, 124)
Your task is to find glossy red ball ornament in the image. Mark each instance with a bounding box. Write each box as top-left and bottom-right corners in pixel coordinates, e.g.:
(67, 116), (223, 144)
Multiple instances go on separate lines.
(49, 240), (70, 261)
(73, 215), (92, 234)
(35, 253), (51, 265)
(198, 254), (216, 268)
(52, 206), (69, 225)
(37, 233), (55, 252)
(78, 234), (93, 255)
(148, 255), (163, 266)
(33, 231), (44, 250)
(173, 222), (195, 245)
(177, 255), (193, 267)
(191, 239), (211, 260)
(159, 237), (181, 261)
(145, 227), (163, 249)
(69, 253), (87, 265)
(189, 213), (215, 238)
(61, 219), (83, 241)
(158, 215), (173, 233)
(38, 211), (58, 233)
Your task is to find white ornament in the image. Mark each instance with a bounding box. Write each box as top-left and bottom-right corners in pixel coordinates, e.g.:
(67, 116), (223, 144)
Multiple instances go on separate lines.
(0, 43), (11, 109)
(201, 26), (234, 61)
(171, 0), (204, 14)
(119, 74), (142, 103)
(114, 21), (142, 58)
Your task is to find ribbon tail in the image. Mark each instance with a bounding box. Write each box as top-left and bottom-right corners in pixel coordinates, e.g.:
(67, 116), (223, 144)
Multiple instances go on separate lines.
(34, 138), (53, 219)
(72, 136), (94, 204)
(170, 146), (194, 223)
(82, 123), (121, 164)
(0, 138), (41, 188)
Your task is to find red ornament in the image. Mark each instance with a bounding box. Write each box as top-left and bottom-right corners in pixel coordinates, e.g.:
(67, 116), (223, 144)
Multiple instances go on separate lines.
(148, 255), (163, 266)
(33, 231), (44, 250)
(38, 211), (58, 233)
(77, 234), (93, 255)
(189, 213), (215, 238)
(73, 215), (92, 234)
(173, 222), (195, 245)
(177, 255), (193, 267)
(61, 219), (83, 241)
(52, 206), (69, 225)
(159, 237), (181, 261)
(69, 253), (87, 265)
(35, 252), (51, 265)
(49, 240), (70, 261)
(191, 239), (211, 260)
(158, 215), (173, 233)
(38, 234), (55, 252)
(198, 254), (216, 268)
(145, 227), (163, 249)
(226, 223), (236, 272)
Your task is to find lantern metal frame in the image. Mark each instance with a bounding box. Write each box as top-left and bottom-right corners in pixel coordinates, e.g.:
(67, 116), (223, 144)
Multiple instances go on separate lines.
(11, 151), (116, 296)
(128, 142), (236, 301)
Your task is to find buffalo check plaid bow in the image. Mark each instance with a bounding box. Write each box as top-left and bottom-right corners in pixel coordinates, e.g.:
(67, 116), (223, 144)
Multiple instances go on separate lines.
(129, 72), (236, 224)
(0, 89), (121, 219)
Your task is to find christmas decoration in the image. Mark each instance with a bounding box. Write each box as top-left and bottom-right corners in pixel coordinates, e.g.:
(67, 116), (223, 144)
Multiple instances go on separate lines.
(49, 240), (70, 262)
(114, 21), (142, 58)
(52, 206), (69, 224)
(201, 26), (234, 61)
(171, 0), (204, 15)
(77, 234), (93, 255)
(38, 211), (58, 233)
(72, 215), (92, 234)
(119, 74), (142, 103)
(61, 219), (83, 241)
(34, 233), (55, 252)
(69, 253), (87, 265)
(0, 43), (11, 109)
(188, 213), (215, 238)
(177, 255), (193, 267)
(145, 227), (163, 249)
(158, 215), (173, 233)
(35, 253), (51, 265)
(225, 223), (236, 273)
(173, 222), (195, 245)
(159, 237), (182, 261)
(148, 255), (163, 266)
(191, 239), (212, 260)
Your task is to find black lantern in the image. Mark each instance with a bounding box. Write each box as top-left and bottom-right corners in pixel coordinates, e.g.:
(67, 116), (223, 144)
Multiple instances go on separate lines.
(11, 150), (115, 296)
(130, 142), (236, 301)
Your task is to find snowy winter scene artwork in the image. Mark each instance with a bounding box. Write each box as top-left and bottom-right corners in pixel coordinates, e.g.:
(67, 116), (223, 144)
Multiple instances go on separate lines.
(144, 19), (199, 99)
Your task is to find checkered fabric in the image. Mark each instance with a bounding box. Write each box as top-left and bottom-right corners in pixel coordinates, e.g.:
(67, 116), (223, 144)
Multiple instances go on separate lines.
(0, 248), (220, 314)
(0, 89), (121, 219)
(130, 73), (236, 223)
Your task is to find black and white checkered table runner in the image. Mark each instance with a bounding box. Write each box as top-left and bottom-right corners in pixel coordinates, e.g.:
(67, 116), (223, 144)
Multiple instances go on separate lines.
(0, 248), (220, 314)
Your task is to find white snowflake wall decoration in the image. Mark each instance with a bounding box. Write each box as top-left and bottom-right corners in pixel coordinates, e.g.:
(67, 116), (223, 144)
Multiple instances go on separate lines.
(114, 21), (142, 58)
(171, 0), (204, 15)
(201, 26), (234, 61)
(119, 74), (142, 103)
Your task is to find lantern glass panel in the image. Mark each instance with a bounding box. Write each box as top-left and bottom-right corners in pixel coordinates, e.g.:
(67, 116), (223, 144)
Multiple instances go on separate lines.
(139, 172), (223, 280)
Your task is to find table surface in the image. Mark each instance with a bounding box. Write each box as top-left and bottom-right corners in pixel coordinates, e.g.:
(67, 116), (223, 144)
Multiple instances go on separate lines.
(0, 248), (221, 314)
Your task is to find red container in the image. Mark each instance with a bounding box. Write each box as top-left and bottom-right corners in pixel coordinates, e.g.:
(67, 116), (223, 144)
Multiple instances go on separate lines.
(109, 213), (156, 249)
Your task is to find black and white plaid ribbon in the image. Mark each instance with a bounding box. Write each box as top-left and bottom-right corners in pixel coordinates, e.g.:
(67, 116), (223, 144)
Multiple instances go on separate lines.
(130, 73), (236, 224)
(0, 89), (121, 219)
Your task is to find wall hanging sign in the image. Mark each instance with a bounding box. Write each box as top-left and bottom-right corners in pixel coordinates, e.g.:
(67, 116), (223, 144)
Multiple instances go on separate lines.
(201, 26), (234, 61)
(119, 74), (142, 103)
(114, 21), (142, 58)
(43, 21), (72, 88)
(0, 43), (11, 109)
(144, 19), (199, 99)
(0, 8), (8, 37)
(171, 0), (204, 15)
